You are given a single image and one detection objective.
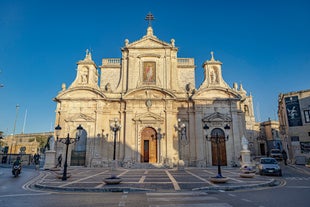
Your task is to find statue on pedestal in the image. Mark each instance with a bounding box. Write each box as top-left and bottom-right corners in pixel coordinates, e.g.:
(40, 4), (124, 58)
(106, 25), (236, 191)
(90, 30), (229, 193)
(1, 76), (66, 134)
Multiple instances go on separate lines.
(241, 135), (249, 150)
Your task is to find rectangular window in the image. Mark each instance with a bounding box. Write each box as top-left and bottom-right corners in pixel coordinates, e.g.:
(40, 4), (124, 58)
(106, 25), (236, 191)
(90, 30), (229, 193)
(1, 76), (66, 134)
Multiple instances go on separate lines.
(291, 136), (299, 142)
(300, 142), (310, 153)
(304, 110), (310, 123)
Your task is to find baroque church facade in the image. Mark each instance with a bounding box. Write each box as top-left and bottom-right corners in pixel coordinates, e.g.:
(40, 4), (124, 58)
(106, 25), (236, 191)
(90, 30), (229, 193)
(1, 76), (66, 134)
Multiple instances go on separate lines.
(53, 25), (256, 168)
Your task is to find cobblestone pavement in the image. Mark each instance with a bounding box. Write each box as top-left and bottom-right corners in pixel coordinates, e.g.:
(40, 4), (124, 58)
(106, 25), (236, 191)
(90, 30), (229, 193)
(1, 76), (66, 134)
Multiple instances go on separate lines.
(33, 167), (279, 192)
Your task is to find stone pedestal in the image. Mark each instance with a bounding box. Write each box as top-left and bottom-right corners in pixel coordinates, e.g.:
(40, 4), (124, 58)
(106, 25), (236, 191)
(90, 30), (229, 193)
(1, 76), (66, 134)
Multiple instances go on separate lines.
(240, 149), (251, 166)
(43, 150), (56, 170)
(177, 160), (185, 171)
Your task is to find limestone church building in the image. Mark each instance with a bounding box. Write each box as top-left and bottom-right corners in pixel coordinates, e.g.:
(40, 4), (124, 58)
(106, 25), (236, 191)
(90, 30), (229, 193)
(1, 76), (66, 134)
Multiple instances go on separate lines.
(53, 24), (256, 168)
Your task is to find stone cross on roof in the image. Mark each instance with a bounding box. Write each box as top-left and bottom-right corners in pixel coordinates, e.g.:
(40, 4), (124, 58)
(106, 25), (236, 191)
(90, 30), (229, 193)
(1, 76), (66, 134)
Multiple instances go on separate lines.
(145, 12), (155, 27)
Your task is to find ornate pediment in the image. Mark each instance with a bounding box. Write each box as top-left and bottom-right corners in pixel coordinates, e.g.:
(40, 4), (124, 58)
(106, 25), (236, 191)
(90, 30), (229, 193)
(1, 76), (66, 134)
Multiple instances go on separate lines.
(202, 112), (232, 123)
(56, 87), (106, 100)
(193, 87), (241, 100)
(133, 112), (164, 124)
(124, 88), (175, 99)
(65, 113), (95, 122)
(127, 38), (171, 48)
(126, 27), (172, 49)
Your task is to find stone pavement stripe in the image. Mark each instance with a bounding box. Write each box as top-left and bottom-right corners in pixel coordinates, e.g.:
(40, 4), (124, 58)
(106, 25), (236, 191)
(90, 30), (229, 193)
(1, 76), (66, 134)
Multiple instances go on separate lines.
(95, 183), (104, 188)
(139, 175), (146, 183)
(186, 170), (217, 186)
(222, 170), (239, 175)
(228, 177), (244, 183)
(165, 170), (181, 191)
(118, 169), (129, 177)
(144, 170), (148, 174)
(203, 169), (216, 175)
(59, 170), (109, 187)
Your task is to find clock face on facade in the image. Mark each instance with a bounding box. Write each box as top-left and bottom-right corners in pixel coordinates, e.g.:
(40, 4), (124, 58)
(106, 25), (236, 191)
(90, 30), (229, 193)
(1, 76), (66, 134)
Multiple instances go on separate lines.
(146, 99), (152, 108)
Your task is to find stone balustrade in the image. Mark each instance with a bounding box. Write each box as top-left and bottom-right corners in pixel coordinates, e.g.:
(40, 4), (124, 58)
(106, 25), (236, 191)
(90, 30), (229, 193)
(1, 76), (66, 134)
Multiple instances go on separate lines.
(177, 58), (194, 66)
(102, 58), (121, 66)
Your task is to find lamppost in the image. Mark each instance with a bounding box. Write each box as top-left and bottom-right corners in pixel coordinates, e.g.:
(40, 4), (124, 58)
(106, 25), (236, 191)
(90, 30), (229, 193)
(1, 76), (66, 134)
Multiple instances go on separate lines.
(54, 124), (83, 181)
(174, 118), (186, 161)
(110, 118), (121, 161)
(203, 123), (230, 178)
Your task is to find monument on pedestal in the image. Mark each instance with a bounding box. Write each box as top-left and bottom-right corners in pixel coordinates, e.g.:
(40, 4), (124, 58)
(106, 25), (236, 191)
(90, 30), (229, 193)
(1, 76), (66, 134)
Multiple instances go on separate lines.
(240, 135), (251, 166)
(43, 136), (57, 170)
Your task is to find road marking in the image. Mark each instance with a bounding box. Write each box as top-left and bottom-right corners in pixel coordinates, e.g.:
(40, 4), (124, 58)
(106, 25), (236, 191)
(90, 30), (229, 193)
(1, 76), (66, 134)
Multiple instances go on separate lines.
(285, 186), (310, 189)
(118, 192), (128, 207)
(148, 196), (218, 202)
(149, 203), (232, 207)
(22, 171), (49, 192)
(165, 170), (181, 191)
(228, 193), (236, 197)
(0, 193), (51, 198)
(241, 198), (252, 202)
(147, 192), (208, 196)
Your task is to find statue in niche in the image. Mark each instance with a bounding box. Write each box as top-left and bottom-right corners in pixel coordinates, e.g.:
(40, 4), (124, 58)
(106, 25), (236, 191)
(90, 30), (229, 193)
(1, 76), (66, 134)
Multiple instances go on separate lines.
(210, 67), (219, 84)
(210, 70), (215, 83)
(81, 68), (88, 84)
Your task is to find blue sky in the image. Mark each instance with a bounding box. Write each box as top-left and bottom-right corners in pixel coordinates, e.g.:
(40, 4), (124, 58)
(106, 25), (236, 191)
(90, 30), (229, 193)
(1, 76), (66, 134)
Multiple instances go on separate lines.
(0, 0), (309, 134)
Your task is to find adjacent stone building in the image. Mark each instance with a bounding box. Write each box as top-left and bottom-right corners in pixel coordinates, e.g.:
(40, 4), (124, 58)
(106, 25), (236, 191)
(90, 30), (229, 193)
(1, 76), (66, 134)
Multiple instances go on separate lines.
(53, 24), (257, 168)
(278, 89), (310, 162)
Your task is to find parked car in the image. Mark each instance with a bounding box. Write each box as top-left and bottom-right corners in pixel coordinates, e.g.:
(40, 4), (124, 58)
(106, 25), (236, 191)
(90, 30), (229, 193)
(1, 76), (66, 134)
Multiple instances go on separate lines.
(257, 157), (282, 176)
(269, 149), (283, 160)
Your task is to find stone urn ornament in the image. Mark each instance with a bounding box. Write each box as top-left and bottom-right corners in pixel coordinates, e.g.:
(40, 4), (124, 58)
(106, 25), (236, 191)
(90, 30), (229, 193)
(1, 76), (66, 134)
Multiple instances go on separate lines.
(239, 165), (256, 178)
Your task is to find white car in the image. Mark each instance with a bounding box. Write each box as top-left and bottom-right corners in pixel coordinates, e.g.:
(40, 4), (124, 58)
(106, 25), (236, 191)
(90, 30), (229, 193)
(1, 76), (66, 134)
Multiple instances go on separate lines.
(258, 157), (282, 176)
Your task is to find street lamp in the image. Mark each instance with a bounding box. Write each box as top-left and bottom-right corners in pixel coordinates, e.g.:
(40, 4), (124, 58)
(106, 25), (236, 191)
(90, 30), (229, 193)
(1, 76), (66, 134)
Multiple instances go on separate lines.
(110, 118), (121, 161)
(203, 123), (230, 178)
(55, 124), (83, 181)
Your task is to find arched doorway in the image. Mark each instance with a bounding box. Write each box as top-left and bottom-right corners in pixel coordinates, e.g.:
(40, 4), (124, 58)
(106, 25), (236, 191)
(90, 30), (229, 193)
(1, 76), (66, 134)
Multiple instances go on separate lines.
(211, 128), (227, 166)
(141, 127), (157, 163)
(71, 129), (87, 166)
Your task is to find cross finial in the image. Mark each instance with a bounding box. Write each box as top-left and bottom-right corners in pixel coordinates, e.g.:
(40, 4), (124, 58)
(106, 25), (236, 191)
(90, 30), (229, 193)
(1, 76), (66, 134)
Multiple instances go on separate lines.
(145, 12), (155, 27)
(210, 51), (215, 61)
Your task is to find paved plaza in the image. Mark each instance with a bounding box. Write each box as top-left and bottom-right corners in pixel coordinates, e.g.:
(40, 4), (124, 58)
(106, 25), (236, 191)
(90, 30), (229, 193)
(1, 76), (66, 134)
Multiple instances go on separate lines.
(33, 167), (278, 192)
